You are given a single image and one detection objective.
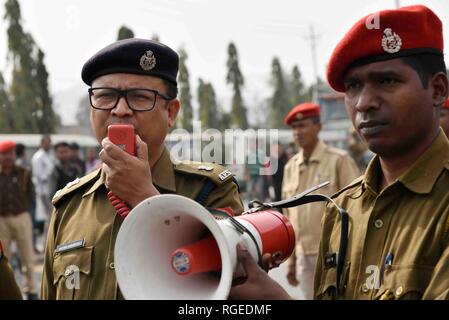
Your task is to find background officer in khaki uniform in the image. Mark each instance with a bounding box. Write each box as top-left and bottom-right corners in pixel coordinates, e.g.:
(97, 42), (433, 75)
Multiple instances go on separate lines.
(228, 5), (449, 300)
(0, 140), (37, 300)
(0, 240), (23, 300)
(441, 98), (449, 137)
(282, 102), (359, 299)
(41, 39), (243, 300)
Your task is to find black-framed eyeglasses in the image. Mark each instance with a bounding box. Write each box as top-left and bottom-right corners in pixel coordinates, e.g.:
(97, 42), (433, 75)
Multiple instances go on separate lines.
(88, 87), (173, 111)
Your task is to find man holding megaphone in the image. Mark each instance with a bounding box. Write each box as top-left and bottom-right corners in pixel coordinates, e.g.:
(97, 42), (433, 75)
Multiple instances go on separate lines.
(41, 39), (244, 300)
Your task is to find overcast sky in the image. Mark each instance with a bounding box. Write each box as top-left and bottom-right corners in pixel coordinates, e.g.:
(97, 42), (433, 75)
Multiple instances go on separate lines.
(1, 0), (448, 125)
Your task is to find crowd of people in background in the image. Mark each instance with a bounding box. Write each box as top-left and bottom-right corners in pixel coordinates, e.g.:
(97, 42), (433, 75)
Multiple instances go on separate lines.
(0, 136), (101, 299)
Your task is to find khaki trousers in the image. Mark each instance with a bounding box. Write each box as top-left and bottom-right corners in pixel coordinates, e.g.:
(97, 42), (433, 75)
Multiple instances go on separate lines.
(0, 212), (36, 294)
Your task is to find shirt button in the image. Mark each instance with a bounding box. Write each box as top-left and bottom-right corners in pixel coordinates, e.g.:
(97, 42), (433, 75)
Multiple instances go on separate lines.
(360, 283), (370, 294)
(395, 286), (403, 297)
(374, 219), (384, 229)
(109, 262), (115, 270)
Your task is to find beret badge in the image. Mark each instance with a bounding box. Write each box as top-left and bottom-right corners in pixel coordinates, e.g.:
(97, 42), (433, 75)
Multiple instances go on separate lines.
(140, 50), (157, 71)
(381, 28), (402, 54)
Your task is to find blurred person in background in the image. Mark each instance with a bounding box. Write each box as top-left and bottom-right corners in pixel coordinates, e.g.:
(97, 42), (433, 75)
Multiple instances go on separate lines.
(69, 142), (86, 176)
(281, 102), (359, 299)
(0, 141), (37, 300)
(52, 142), (83, 194)
(85, 146), (102, 173)
(15, 143), (30, 169)
(31, 135), (55, 250)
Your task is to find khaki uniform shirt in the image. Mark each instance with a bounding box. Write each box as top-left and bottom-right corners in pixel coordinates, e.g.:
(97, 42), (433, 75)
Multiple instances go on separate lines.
(282, 140), (360, 261)
(0, 241), (23, 300)
(41, 148), (244, 300)
(314, 130), (449, 300)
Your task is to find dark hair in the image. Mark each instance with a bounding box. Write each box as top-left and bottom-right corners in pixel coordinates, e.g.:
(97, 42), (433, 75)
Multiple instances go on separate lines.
(54, 142), (70, 151)
(162, 79), (178, 99)
(70, 142), (80, 150)
(400, 53), (447, 89)
(15, 143), (25, 157)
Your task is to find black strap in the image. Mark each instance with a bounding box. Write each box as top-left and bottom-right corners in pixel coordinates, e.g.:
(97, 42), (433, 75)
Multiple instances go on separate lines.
(249, 181), (331, 210)
(207, 208), (264, 270)
(246, 181), (349, 295)
(195, 180), (216, 205)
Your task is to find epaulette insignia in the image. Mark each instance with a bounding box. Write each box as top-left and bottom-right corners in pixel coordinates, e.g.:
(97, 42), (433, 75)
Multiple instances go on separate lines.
(218, 170), (232, 181)
(198, 165), (214, 172)
(65, 178), (81, 189)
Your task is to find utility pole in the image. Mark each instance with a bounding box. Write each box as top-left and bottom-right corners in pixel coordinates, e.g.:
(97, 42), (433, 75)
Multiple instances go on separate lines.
(395, 0), (400, 8)
(305, 24), (320, 102)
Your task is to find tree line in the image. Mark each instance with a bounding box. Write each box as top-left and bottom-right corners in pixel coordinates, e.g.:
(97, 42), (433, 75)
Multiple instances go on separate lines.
(0, 0), (313, 134)
(0, 0), (59, 133)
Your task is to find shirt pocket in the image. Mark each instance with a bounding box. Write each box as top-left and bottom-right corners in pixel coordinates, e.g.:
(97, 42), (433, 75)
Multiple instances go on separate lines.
(52, 246), (93, 300)
(374, 264), (433, 300)
(315, 261), (351, 300)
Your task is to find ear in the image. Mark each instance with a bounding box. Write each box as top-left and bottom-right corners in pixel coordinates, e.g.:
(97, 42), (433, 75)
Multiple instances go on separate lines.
(430, 72), (449, 109)
(167, 99), (180, 128)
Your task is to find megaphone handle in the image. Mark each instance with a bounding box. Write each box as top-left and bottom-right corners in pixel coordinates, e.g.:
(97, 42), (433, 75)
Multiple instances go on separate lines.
(227, 216), (264, 270)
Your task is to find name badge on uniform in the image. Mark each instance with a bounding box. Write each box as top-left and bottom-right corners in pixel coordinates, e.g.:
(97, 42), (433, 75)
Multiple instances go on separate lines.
(55, 239), (85, 254)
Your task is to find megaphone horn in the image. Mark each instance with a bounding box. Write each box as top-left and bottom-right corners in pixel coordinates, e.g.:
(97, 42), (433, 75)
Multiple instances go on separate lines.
(114, 194), (295, 300)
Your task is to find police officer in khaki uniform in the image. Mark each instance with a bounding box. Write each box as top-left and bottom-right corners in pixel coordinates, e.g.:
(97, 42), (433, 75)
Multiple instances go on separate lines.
(441, 99), (449, 137)
(228, 5), (449, 300)
(282, 102), (359, 299)
(41, 39), (243, 300)
(0, 240), (23, 300)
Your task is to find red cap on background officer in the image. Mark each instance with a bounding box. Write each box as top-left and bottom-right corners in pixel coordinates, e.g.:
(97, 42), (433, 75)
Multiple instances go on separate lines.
(0, 140), (16, 153)
(284, 102), (320, 126)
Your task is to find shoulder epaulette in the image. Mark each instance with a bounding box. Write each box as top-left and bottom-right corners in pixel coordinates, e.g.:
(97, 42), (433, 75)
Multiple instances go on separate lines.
(174, 161), (234, 186)
(330, 175), (364, 199)
(326, 146), (349, 157)
(52, 169), (101, 206)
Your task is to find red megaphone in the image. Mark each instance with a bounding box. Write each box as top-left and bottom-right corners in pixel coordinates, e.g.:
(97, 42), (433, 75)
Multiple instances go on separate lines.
(170, 210), (295, 276)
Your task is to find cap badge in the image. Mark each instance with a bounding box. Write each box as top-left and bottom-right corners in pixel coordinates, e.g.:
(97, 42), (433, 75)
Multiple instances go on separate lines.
(381, 28), (402, 54)
(296, 112), (303, 120)
(140, 50), (157, 71)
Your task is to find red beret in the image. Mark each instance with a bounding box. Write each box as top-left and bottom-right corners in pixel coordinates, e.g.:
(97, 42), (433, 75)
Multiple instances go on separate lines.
(284, 103), (320, 126)
(444, 98), (449, 109)
(0, 140), (16, 153)
(327, 5), (444, 92)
